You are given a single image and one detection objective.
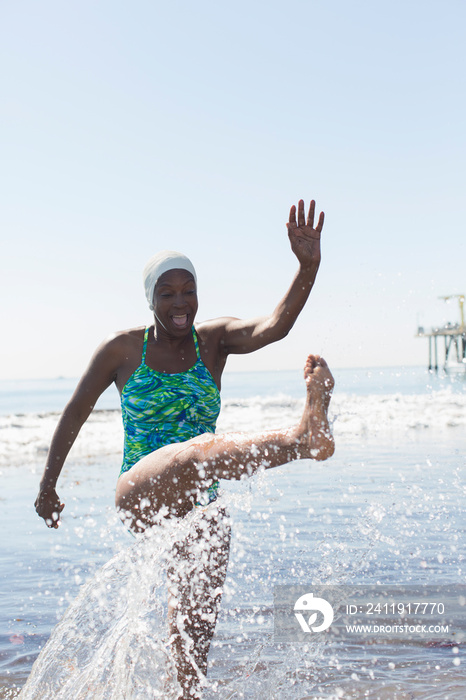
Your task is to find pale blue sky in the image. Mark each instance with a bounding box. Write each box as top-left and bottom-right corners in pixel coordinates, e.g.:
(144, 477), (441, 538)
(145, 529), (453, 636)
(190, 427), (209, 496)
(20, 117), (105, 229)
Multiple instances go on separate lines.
(2, 0), (465, 379)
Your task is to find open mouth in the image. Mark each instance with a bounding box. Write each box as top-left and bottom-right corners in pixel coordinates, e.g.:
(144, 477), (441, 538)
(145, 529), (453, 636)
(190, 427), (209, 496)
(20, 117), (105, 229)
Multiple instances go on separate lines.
(171, 314), (189, 328)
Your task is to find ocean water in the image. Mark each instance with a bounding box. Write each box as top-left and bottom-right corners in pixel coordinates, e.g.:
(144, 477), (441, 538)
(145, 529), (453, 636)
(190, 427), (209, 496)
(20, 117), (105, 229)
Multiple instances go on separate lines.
(0, 366), (465, 699)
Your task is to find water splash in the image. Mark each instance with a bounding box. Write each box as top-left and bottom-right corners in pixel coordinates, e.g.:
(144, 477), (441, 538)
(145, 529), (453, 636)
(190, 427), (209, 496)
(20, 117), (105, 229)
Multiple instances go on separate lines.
(17, 452), (465, 700)
(19, 508), (202, 699)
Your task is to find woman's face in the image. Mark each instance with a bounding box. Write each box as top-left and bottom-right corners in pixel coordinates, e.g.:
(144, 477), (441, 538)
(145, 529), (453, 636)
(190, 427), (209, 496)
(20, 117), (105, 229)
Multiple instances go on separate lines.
(152, 268), (198, 335)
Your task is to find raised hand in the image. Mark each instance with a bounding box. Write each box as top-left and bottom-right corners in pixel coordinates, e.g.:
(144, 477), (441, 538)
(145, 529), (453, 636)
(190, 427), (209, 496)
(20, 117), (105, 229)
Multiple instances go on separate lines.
(286, 199), (325, 269)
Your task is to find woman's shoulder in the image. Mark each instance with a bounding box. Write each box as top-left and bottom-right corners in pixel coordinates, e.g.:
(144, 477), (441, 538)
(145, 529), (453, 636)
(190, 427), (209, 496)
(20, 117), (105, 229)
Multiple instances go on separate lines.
(195, 317), (238, 336)
(110, 325), (147, 342)
(79, 327), (150, 393)
(98, 326), (148, 359)
(195, 317), (239, 346)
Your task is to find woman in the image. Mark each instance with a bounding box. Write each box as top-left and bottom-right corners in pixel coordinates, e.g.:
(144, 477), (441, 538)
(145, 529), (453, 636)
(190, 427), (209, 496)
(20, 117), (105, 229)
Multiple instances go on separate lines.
(35, 198), (335, 698)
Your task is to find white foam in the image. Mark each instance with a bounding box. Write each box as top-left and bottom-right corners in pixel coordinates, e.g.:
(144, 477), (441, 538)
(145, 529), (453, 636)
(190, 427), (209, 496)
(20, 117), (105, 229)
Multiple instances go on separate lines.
(1, 390), (465, 468)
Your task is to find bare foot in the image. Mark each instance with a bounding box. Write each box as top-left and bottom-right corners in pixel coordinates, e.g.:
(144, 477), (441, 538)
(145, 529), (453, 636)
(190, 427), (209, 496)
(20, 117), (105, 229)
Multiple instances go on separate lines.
(304, 354), (334, 409)
(296, 355), (335, 461)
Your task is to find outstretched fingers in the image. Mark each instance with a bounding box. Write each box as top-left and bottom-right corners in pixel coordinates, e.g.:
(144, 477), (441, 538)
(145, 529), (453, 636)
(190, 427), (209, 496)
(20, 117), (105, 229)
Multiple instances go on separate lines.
(288, 199), (324, 234)
(297, 199), (306, 227)
(288, 199), (308, 228)
(315, 210), (324, 233)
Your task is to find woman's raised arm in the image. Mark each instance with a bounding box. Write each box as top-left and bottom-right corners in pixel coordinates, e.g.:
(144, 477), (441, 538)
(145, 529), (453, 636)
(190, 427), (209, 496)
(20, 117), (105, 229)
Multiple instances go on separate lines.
(217, 198), (325, 355)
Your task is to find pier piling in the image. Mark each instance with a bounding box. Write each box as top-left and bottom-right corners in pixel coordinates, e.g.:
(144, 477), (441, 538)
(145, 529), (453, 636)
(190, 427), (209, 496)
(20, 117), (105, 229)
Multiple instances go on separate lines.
(417, 294), (465, 371)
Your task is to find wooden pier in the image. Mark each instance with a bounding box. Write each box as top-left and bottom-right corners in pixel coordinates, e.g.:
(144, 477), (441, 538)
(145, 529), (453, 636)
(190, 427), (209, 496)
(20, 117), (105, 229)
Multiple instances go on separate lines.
(417, 294), (465, 371)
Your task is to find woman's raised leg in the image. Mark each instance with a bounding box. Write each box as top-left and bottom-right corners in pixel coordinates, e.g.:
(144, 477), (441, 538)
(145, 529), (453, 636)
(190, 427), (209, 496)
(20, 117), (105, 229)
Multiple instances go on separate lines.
(115, 355), (334, 525)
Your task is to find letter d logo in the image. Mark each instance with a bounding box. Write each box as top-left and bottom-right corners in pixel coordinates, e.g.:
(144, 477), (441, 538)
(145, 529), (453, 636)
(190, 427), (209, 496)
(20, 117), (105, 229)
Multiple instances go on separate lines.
(294, 592), (334, 633)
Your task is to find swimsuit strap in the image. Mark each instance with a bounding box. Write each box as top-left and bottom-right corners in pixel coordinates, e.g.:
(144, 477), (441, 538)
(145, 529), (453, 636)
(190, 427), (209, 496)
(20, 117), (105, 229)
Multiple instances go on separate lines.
(142, 327), (150, 364)
(192, 326), (201, 360)
(143, 327), (198, 365)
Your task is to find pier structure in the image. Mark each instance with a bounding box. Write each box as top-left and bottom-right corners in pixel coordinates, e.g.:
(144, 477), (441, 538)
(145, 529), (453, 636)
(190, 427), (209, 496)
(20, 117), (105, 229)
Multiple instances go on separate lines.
(416, 294), (465, 371)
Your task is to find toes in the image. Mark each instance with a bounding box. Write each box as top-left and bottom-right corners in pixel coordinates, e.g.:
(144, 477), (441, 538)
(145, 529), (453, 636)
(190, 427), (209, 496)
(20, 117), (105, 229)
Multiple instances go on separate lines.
(304, 355), (332, 385)
(304, 354), (327, 371)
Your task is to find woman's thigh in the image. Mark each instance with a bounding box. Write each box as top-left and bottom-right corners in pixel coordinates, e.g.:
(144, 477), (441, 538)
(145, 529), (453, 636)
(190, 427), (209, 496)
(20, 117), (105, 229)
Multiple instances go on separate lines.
(115, 434), (215, 524)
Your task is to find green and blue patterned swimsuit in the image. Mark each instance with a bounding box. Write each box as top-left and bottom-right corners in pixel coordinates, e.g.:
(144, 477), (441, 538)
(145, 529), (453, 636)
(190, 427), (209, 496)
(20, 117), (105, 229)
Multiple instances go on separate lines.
(119, 326), (221, 503)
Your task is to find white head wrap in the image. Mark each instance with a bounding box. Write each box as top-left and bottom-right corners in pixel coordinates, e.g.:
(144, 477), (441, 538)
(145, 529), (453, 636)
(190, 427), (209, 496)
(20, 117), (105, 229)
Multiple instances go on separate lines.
(143, 250), (197, 310)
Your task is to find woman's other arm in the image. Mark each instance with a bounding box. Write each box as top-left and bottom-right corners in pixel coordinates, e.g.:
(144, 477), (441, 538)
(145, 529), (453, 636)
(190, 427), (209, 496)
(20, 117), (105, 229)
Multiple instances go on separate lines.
(35, 336), (123, 528)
